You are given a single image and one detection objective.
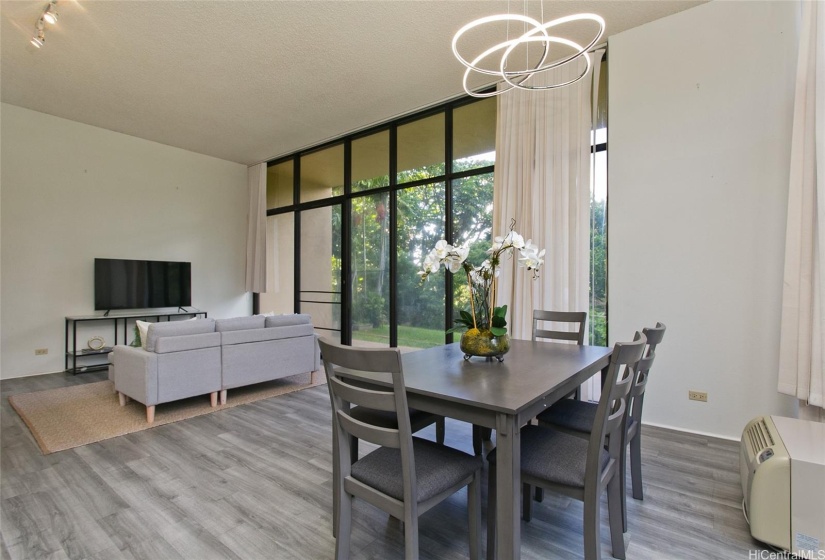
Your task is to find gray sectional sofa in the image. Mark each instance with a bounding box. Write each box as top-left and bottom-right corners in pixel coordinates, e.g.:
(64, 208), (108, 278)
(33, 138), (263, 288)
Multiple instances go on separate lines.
(111, 314), (319, 423)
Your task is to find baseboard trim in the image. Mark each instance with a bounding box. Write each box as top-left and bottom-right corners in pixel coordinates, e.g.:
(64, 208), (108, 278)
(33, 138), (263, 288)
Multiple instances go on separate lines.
(642, 419), (739, 442)
(1, 368), (67, 381)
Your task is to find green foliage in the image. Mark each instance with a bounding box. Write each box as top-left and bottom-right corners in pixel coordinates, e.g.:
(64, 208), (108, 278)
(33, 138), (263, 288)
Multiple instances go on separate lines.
(130, 325), (141, 348)
(447, 310), (475, 334)
(352, 325), (446, 348)
(589, 197), (607, 345)
(354, 292), (387, 328)
(490, 305), (508, 336)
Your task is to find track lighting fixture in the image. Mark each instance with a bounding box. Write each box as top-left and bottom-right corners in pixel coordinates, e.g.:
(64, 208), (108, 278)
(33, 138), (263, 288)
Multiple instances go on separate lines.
(43, 2), (58, 25)
(30, 18), (45, 48)
(30, 1), (58, 49)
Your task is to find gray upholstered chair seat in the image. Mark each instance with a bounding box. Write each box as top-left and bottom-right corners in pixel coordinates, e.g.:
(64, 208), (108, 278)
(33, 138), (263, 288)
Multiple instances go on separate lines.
(489, 425), (608, 489)
(351, 437), (482, 502)
(536, 399), (597, 433)
(537, 399), (638, 435)
(350, 406), (437, 430)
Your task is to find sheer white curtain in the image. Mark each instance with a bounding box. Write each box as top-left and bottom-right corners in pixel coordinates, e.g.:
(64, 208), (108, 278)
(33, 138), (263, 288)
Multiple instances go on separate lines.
(245, 163), (267, 293)
(778, 1), (824, 422)
(494, 51), (604, 401)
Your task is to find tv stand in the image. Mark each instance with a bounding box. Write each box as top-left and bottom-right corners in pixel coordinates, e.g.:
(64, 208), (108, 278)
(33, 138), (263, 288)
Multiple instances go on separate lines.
(65, 309), (207, 374)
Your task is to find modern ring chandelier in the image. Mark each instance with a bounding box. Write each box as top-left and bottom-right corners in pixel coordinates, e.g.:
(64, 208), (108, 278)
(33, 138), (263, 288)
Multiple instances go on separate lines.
(451, 10), (605, 98)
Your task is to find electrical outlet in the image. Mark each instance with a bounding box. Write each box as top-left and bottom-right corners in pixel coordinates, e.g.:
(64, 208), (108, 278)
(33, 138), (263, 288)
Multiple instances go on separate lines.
(689, 391), (707, 402)
(34, 348), (48, 356)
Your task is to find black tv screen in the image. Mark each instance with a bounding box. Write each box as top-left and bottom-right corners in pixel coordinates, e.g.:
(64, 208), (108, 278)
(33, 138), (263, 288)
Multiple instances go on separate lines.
(95, 258), (191, 311)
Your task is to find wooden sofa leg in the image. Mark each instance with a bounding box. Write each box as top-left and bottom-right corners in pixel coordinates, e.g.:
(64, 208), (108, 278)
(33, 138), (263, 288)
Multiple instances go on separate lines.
(220, 390), (227, 405)
(146, 405), (155, 424)
(118, 392), (126, 406)
(210, 392), (218, 407)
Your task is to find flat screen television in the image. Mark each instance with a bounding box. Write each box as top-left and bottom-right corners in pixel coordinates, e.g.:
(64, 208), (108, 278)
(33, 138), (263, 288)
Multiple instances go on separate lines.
(95, 258), (191, 311)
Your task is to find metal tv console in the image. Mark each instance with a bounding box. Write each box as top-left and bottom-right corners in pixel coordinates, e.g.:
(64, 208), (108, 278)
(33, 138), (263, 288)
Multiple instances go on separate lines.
(64, 309), (207, 374)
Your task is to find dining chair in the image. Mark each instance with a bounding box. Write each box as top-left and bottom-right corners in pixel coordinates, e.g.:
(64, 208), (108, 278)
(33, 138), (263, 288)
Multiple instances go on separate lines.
(318, 338), (483, 560)
(532, 309), (588, 344)
(472, 309), (588, 457)
(533, 310), (588, 399)
(536, 323), (666, 531)
(325, 355), (446, 538)
(486, 332), (646, 560)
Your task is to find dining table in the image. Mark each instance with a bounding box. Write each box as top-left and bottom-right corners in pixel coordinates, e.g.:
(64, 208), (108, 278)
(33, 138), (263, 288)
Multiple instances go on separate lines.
(342, 338), (613, 560)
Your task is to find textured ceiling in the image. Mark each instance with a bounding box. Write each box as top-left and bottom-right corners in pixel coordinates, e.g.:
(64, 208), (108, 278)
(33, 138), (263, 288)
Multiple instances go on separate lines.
(1, 0), (705, 165)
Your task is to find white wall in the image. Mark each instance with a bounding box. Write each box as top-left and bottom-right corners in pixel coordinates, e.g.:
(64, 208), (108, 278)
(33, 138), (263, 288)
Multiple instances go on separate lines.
(0, 104), (250, 379)
(608, 0), (800, 439)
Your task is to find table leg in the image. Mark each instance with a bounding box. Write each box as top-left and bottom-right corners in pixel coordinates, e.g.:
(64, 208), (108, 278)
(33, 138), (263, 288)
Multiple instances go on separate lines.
(495, 413), (521, 560)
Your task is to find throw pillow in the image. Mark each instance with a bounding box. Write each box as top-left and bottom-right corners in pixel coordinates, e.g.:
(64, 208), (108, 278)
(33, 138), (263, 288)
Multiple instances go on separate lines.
(135, 320), (151, 350)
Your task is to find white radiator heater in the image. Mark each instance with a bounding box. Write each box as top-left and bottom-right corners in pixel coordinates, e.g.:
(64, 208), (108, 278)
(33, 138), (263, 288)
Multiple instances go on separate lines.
(740, 416), (825, 555)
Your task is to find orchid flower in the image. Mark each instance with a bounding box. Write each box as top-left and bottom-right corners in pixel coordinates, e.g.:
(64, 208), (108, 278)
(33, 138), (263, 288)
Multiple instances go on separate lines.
(418, 223), (544, 335)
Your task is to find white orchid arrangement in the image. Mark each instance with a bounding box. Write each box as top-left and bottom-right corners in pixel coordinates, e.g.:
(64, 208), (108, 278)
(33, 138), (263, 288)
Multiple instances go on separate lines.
(418, 223), (545, 336)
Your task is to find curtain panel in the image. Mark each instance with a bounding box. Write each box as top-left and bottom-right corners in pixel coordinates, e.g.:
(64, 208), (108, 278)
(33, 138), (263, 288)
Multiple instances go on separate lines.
(245, 163), (267, 293)
(778, 1), (824, 420)
(493, 51), (604, 400)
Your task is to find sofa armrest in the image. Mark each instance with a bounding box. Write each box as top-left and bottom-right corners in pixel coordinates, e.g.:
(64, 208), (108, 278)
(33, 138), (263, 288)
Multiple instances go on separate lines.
(154, 332), (221, 354)
(112, 345), (158, 406)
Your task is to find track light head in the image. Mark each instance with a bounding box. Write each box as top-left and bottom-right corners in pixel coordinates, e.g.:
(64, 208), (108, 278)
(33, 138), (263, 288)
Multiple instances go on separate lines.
(31, 17), (45, 47)
(43, 1), (58, 24)
(31, 30), (45, 48)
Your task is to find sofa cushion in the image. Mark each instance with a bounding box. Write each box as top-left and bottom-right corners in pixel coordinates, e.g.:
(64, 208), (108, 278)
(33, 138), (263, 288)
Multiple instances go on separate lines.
(145, 318), (216, 352)
(215, 316), (266, 332)
(221, 323), (315, 346)
(265, 314), (312, 328)
(154, 332), (221, 354)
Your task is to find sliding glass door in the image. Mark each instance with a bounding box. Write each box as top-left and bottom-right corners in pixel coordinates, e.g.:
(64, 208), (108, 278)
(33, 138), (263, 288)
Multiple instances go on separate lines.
(350, 192), (390, 347)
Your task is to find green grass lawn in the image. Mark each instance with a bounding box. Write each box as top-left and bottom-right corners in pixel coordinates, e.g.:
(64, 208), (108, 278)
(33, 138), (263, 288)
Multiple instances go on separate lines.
(352, 325), (446, 348)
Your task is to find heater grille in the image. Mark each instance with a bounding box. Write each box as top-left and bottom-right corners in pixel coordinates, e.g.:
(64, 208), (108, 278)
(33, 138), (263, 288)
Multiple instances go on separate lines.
(746, 418), (775, 455)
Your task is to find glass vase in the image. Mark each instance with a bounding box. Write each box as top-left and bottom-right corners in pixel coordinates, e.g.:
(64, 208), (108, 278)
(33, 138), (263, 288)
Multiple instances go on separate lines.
(459, 329), (510, 362)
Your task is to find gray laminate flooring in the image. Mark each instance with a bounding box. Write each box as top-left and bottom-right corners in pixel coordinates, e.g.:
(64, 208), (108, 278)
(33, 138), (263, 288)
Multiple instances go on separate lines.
(1, 370), (766, 559)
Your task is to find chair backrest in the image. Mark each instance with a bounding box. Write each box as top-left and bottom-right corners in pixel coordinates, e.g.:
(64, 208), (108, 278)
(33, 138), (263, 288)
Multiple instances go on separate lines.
(532, 310), (587, 345)
(318, 338), (417, 500)
(586, 332), (647, 481)
(629, 323), (666, 424)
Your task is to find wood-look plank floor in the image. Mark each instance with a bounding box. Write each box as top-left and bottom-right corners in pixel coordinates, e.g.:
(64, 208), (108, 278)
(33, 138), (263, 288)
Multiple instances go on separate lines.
(1, 370), (767, 559)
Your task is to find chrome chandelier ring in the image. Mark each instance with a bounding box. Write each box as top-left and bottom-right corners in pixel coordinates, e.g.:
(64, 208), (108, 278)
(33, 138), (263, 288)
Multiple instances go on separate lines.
(452, 12), (605, 97)
(451, 14), (551, 77)
(462, 35), (549, 98)
(500, 36), (591, 91)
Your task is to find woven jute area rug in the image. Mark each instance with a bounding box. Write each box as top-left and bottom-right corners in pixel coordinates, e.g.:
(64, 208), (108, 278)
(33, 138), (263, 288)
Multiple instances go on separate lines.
(9, 372), (324, 455)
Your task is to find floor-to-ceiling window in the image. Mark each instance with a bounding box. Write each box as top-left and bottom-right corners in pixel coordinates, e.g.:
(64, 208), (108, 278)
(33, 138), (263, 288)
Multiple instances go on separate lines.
(261, 96), (496, 349)
(260, 84), (607, 349)
(589, 56), (608, 346)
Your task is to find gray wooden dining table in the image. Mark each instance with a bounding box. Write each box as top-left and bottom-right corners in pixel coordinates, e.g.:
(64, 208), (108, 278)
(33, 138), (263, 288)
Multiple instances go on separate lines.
(344, 338), (613, 560)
